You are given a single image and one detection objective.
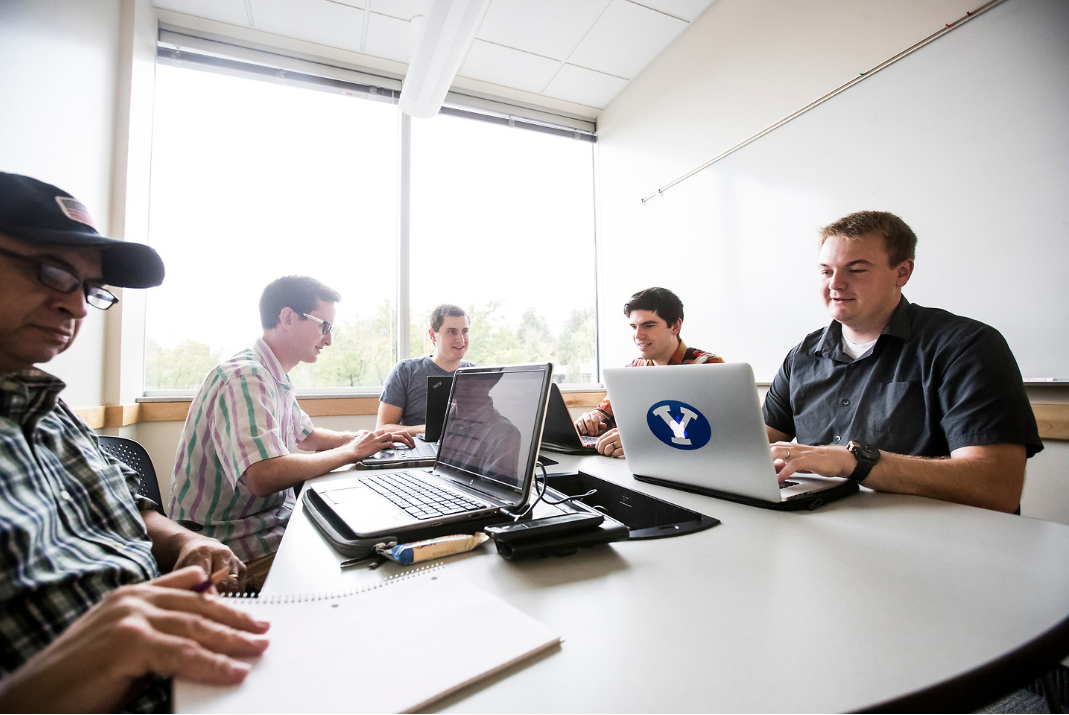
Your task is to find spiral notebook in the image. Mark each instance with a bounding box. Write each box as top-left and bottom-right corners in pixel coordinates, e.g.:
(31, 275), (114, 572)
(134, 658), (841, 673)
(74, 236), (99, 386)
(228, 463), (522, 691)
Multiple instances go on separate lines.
(174, 566), (561, 714)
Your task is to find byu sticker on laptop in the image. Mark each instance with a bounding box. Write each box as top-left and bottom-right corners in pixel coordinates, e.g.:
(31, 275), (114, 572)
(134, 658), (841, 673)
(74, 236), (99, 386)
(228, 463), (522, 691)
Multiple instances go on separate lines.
(646, 400), (712, 450)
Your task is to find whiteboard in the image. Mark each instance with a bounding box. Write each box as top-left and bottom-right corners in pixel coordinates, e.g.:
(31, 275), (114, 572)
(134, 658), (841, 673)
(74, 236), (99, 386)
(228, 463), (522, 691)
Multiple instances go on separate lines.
(643, 0), (1069, 382)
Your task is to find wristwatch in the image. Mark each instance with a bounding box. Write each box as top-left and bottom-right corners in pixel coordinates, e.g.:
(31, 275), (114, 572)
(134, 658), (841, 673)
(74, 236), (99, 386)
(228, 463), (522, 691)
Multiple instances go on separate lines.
(846, 441), (880, 483)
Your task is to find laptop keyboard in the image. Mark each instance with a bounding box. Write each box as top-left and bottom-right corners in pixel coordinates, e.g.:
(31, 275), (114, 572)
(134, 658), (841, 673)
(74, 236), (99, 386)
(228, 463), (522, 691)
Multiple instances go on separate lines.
(363, 471), (489, 520)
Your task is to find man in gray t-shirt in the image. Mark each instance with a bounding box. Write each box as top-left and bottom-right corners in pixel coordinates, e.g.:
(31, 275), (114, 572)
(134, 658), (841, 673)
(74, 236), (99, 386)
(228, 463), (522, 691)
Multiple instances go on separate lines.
(377, 304), (476, 436)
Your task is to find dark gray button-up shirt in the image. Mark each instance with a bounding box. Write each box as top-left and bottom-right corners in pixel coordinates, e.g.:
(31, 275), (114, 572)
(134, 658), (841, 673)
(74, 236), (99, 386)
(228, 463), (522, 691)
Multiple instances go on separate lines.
(763, 297), (1043, 459)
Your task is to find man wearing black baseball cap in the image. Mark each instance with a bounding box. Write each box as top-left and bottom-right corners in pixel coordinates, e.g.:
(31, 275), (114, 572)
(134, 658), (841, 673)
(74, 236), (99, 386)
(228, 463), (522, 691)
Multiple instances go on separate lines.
(0, 173), (270, 712)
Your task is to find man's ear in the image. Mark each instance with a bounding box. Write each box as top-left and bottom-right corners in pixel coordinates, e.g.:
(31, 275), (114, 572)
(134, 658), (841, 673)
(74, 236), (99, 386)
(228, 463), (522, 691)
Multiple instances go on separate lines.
(428, 327), (438, 345)
(669, 318), (682, 336)
(278, 306), (297, 329)
(896, 259), (915, 288)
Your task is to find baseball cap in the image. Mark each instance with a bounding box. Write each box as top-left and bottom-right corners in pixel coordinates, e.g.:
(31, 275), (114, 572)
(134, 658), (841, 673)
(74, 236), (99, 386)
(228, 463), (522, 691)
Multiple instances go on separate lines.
(0, 172), (165, 289)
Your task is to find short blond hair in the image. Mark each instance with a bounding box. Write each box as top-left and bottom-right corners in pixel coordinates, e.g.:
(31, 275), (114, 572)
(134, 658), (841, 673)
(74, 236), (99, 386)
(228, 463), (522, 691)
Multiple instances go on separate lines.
(820, 211), (916, 266)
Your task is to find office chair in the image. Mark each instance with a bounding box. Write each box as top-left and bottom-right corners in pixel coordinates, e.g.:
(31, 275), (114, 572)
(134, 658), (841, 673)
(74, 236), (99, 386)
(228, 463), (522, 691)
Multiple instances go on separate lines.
(98, 435), (202, 531)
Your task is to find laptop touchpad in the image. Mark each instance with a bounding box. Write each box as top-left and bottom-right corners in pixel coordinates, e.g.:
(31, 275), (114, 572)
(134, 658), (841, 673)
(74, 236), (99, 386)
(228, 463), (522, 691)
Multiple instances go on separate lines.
(324, 484), (366, 505)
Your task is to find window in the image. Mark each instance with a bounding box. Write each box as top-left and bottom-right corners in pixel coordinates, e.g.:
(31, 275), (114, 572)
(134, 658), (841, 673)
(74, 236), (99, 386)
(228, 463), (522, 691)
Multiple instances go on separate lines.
(409, 113), (597, 384)
(144, 50), (596, 394)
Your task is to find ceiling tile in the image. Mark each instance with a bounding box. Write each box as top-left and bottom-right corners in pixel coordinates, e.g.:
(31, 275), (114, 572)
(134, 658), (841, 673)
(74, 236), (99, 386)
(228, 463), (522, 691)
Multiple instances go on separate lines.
(476, 0), (610, 61)
(543, 63), (628, 108)
(249, 0), (365, 53)
(369, 0), (427, 21)
(365, 12), (415, 63)
(152, 0), (250, 26)
(460, 40), (561, 94)
(631, 0), (716, 23)
(568, 0), (687, 79)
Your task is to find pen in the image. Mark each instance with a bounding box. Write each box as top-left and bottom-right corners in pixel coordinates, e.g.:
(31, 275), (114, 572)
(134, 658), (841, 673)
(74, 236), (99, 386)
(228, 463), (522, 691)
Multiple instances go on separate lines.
(192, 566), (232, 593)
(339, 554), (388, 569)
(339, 554), (374, 568)
(339, 542), (392, 568)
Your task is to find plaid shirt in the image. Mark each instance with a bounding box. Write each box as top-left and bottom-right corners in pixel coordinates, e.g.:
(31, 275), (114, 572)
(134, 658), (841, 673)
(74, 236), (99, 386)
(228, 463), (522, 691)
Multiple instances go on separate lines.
(169, 338), (314, 562)
(594, 341), (724, 427)
(0, 369), (166, 711)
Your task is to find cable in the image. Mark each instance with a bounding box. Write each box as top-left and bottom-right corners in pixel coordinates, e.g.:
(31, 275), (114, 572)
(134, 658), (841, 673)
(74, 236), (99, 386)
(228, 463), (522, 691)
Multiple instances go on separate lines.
(511, 462), (598, 521)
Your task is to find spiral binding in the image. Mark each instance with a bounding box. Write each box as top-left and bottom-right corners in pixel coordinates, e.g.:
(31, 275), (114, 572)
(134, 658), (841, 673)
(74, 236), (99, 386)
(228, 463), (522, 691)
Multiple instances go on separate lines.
(219, 563), (445, 603)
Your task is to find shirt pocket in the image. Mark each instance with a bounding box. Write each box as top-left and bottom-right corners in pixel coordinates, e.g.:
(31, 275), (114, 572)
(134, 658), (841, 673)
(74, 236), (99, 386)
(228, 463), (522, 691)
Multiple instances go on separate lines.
(863, 381), (926, 437)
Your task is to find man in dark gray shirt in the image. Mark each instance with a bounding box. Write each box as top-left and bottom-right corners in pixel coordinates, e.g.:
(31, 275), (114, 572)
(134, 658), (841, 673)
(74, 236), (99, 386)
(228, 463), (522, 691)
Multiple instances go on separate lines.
(763, 211), (1041, 513)
(377, 304), (476, 435)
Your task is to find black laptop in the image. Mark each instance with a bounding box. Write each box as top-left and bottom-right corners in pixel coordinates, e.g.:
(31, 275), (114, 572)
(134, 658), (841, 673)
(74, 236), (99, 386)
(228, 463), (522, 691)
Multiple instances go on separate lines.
(306, 363), (554, 540)
(539, 383), (598, 454)
(421, 373), (453, 442)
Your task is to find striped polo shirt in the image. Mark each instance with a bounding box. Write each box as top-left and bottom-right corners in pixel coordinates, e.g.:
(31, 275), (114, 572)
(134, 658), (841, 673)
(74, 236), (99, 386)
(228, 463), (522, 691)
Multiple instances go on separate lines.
(168, 338), (313, 562)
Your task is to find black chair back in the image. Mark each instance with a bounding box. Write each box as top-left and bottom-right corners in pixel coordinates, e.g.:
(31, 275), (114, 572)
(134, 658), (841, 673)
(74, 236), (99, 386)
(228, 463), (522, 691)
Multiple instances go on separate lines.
(97, 436), (204, 531)
(98, 435), (166, 515)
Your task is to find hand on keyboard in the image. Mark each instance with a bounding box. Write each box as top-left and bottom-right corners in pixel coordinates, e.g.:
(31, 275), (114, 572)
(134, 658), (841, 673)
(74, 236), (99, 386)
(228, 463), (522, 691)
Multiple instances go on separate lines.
(350, 429), (416, 461)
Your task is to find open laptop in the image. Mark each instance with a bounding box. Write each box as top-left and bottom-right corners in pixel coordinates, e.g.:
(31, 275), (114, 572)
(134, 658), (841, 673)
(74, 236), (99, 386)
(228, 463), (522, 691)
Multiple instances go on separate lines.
(307, 363), (554, 539)
(603, 363), (858, 510)
(539, 383), (598, 454)
(421, 373), (452, 443)
(357, 374), (454, 469)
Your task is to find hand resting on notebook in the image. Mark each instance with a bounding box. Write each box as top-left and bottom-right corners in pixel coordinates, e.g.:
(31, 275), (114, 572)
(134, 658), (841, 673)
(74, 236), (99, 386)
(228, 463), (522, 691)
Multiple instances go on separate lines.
(0, 566), (270, 713)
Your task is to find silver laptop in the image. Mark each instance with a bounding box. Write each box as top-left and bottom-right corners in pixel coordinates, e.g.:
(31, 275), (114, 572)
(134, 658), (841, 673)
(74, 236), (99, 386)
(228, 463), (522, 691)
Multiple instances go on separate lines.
(603, 363), (856, 509)
(309, 363), (554, 539)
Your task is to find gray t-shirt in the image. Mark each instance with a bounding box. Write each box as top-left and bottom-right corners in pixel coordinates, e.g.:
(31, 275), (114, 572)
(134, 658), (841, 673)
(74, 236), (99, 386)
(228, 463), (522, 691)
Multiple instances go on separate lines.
(379, 356), (476, 426)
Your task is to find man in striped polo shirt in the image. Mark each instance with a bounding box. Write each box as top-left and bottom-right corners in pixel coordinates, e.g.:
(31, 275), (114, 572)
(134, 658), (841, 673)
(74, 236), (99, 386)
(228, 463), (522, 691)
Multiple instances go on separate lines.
(169, 276), (414, 590)
(574, 287), (724, 458)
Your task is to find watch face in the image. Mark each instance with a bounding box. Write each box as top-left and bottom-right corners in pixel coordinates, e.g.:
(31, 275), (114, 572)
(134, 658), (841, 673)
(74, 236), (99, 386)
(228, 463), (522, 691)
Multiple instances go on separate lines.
(850, 442), (878, 462)
(847, 441), (878, 483)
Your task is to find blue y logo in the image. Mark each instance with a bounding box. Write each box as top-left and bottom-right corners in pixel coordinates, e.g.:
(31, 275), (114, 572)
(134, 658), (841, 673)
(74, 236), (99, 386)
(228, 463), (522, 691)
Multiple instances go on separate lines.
(646, 400), (712, 450)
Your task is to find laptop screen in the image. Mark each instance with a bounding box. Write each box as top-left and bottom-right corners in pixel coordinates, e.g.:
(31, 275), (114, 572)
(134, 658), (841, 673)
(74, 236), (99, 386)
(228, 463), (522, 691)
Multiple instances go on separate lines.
(436, 365), (550, 494)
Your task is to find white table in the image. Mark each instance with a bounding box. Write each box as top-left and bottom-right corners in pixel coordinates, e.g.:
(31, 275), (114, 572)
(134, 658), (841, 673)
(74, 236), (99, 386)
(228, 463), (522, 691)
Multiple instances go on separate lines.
(264, 454), (1069, 713)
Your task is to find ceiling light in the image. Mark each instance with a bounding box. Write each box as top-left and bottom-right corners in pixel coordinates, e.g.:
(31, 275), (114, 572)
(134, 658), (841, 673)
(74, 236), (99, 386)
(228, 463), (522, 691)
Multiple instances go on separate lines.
(398, 0), (491, 118)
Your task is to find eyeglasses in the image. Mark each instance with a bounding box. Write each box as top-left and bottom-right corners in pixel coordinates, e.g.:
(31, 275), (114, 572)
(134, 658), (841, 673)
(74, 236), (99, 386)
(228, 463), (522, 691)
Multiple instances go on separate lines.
(302, 313), (334, 335)
(0, 245), (119, 310)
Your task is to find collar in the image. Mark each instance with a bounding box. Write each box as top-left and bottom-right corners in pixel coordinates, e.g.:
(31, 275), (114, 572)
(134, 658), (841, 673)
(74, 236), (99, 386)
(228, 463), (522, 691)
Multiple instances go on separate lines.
(252, 337), (293, 391)
(881, 295), (913, 340)
(0, 367), (66, 427)
(667, 339), (691, 366)
(815, 296), (912, 360)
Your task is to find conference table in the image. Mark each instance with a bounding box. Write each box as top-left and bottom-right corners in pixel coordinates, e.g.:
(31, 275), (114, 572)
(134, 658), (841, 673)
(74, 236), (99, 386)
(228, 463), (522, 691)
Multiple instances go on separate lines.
(263, 452), (1069, 713)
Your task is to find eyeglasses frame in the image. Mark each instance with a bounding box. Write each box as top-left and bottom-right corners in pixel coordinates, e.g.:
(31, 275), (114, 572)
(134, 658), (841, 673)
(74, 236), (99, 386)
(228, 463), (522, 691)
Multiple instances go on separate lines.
(302, 312), (334, 335)
(0, 244), (119, 310)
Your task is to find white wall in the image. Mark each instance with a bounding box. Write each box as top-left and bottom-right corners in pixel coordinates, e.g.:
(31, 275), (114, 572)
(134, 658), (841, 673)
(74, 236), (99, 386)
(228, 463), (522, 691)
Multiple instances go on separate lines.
(0, 0), (125, 408)
(595, 0), (1068, 524)
(596, 0), (980, 367)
